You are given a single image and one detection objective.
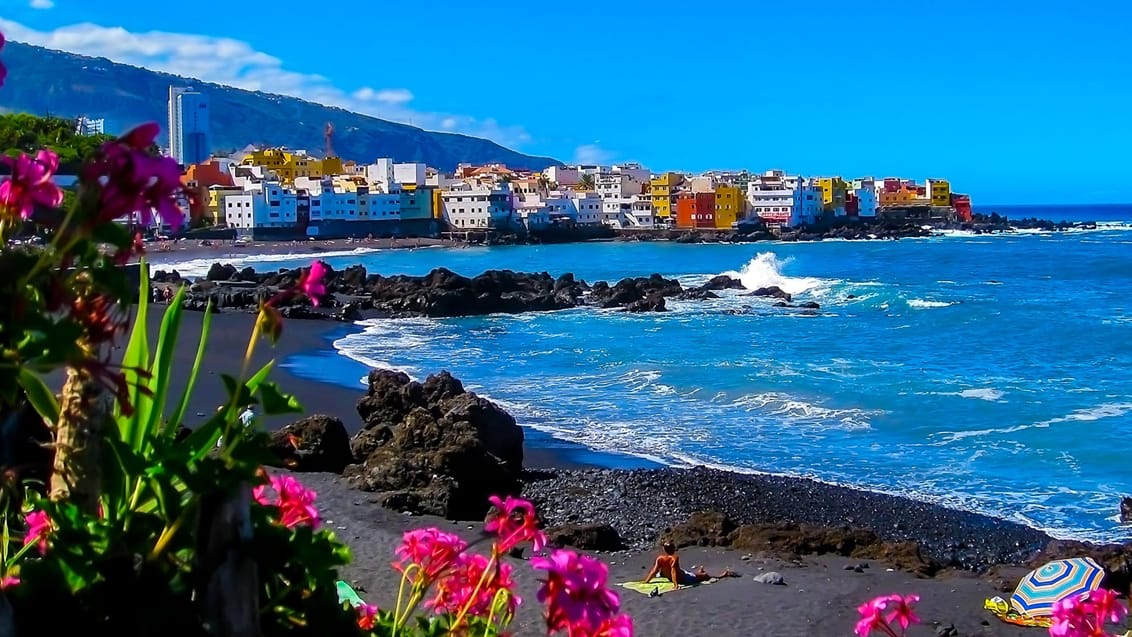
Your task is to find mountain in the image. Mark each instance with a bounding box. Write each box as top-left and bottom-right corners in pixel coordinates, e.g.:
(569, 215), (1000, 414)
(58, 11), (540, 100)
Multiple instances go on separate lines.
(0, 42), (562, 171)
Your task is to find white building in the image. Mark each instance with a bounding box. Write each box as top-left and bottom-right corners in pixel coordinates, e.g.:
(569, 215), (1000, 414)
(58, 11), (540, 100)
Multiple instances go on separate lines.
(74, 116), (105, 136)
(854, 187), (877, 217)
(393, 163), (427, 187)
(630, 196), (656, 228)
(440, 187), (514, 229)
(167, 86), (210, 166)
(567, 192), (604, 225)
(601, 198), (634, 228)
(596, 173), (645, 200)
(543, 166), (579, 187)
(746, 170), (822, 227)
(225, 182), (299, 229)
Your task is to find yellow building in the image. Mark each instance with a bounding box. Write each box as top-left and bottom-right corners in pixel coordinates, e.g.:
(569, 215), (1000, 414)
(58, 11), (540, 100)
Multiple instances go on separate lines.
(927, 179), (951, 207)
(817, 177), (848, 213)
(649, 172), (683, 219)
(207, 186), (245, 225)
(321, 156), (345, 177)
(713, 184), (745, 229)
(240, 148), (325, 184)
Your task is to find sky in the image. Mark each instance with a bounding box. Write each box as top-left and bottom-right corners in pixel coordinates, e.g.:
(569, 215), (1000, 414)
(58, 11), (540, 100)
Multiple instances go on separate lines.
(0, 0), (1130, 204)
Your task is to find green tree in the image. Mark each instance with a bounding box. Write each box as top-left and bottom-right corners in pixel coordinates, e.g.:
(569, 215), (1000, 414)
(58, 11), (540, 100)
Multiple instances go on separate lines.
(0, 113), (116, 174)
(578, 173), (595, 191)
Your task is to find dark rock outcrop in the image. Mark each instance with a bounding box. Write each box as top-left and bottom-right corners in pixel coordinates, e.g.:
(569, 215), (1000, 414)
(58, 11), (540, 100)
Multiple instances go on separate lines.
(1121, 496), (1132, 523)
(589, 274), (683, 310)
(700, 275), (745, 291)
(346, 369), (524, 519)
(545, 523), (625, 551)
(268, 414), (353, 473)
(748, 286), (792, 302)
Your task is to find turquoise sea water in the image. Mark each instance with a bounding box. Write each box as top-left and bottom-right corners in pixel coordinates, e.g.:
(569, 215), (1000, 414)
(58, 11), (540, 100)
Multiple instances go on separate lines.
(170, 205), (1132, 542)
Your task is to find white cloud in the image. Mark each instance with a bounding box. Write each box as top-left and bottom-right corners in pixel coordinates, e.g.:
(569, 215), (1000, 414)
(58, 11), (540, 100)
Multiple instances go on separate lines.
(29, 0), (54, 9)
(573, 144), (615, 165)
(0, 19), (532, 149)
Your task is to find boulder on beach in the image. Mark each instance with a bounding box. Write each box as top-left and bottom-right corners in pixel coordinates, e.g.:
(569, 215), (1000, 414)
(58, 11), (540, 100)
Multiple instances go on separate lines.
(346, 369), (525, 519)
(544, 523), (625, 551)
(268, 414), (354, 473)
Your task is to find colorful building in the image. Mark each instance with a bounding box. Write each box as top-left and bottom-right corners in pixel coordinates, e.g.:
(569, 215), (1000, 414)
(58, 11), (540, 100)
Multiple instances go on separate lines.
(240, 148), (323, 184)
(649, 172), (683, 219)
(951, 193), (973, 221)
(181, 160), (234, 224)
(927, 179), (951, 207)
(713, 184), (745, 229)
(399, 185), (435, 220)
(675, 192), (716, 229)
(817, 177), (848, 215)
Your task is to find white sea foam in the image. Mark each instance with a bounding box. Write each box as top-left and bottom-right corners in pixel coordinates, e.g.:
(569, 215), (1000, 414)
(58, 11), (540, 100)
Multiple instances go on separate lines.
(721, 252), (831, 296)
(956, 388), (1006, 401)
(157, 246), (383, 277)
(906, 299), (954, 309)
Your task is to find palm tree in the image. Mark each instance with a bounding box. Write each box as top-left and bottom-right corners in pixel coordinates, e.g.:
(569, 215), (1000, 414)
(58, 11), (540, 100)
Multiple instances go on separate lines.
(578, 173), (595, 191)
(537, 174), (551, 196)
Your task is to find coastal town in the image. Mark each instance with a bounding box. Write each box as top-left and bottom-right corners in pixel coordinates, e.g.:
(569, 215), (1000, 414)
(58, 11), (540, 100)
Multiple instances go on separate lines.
(156, 86), (975, 240)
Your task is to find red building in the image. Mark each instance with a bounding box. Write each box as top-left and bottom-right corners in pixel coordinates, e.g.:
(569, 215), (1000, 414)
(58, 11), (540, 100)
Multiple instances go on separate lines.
(675, 192), (717, 229)
(845, 191), (859, 217)
(951, 193), (973, 222)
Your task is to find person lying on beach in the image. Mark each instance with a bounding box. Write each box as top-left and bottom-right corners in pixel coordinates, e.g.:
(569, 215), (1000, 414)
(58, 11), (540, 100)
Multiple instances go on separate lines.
(642, 541), (734, 585)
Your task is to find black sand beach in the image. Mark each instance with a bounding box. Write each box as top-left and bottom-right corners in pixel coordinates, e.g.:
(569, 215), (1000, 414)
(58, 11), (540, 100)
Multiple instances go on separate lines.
(124, 304), (1060, 636)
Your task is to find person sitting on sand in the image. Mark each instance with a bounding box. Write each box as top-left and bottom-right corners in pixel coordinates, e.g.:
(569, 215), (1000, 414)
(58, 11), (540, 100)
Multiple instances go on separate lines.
(642, 541), (733, 585)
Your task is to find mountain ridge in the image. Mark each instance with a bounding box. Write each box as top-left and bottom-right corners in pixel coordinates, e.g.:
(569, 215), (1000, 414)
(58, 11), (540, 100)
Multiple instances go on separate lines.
(0, 41), (562, 171)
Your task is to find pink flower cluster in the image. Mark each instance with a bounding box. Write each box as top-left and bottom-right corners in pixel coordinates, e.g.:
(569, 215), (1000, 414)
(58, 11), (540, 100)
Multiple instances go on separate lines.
(252, 474), (320, 529)
(533, 549), (633, 637)
(486, 495), (548, 554)
(298, 261), (328, 307)
(394, 527), (469, 579)
(855, 593), (921, 637)
(356, 603), (379, 631)
(428, 551), (520, 617)
(0, 149), (64, 221)
(81, 123), (185, 230)
(1049, 589), (1128, 637)
(23, 509), (51, 555)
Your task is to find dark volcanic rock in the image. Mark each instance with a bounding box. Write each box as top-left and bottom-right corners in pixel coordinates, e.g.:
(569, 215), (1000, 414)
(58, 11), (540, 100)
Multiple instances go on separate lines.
(1122, 496), (1132, 523)
(545, 523), (625, 551)
(677, 288), (719, 301)
(623, 294), (667, 312)
(347, 369), (524, 519)
(661, 511), (739, 548)
(701, 275), (745, 291)
(365, 268), (581, 317)
(748, 286), (792, 302)
(522, 466), (1051, 571)
(268, 414), (353, 473)
(206, 263), (238, 281)
(590, 274), (682, 309)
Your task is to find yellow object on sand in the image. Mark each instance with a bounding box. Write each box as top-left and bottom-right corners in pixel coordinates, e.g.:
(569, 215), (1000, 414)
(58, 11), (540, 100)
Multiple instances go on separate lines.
(620, 577), (716, 596)
(984, 596), (1053, 628)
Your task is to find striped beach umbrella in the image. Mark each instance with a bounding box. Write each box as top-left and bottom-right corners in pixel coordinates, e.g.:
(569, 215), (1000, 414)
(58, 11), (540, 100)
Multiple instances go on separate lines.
(1010, 557), (1105, 617)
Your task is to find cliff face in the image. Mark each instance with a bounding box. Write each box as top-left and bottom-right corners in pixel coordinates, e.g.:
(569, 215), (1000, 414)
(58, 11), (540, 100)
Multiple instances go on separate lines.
(0, 42), (562, 171)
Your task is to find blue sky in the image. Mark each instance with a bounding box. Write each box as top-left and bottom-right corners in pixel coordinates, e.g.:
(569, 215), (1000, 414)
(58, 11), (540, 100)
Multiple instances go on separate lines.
(2, 0), (1130, 204)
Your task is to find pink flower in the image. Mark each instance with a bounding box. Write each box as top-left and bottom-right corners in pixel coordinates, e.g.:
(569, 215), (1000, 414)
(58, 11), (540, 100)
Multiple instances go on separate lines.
(253, 474), (320, 529)
(884, 594), (921, 631)
(298, 261), (328, 306)
(532, 549), (624, 635)
(854, 595), (892, 637)
(486, 495), (547, 553)
(355, 602), (378, 630)
(595, 614), (634, 637)
(1086, 588), (1127, 625)
(0, 576), (19, 590)
(23, 509), (51, 555)
(0, 149), (64, 220)
(427, 552), (520, 618)
(81, 123), (185, 229)
(1050, 596), (1089, 637)
(394, 528), (468, 580)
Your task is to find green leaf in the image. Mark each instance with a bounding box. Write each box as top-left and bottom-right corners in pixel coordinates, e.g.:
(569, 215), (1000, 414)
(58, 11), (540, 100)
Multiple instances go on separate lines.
(244, 360), (275, 395)
(168, 298), (212, 435)
(136, 283), (185, 443)
(118, 263), (151, 443)
(257, 381), (303, 415)
(17, 367), (59, 426)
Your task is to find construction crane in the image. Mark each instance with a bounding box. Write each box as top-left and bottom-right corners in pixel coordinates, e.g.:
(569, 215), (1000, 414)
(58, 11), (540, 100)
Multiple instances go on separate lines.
(324, 122), (335, 158)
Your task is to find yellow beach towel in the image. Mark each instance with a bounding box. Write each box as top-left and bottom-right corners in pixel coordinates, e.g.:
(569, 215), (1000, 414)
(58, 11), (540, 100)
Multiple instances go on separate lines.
(620, 577), (716, 596)
(984, 596), (1053, 628)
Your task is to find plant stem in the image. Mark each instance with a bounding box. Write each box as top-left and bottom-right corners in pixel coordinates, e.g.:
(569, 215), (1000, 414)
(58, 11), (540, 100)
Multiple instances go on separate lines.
(50, 363), (109, 514)
(149, 503), (192, 560)
(449, 550), (500, 631)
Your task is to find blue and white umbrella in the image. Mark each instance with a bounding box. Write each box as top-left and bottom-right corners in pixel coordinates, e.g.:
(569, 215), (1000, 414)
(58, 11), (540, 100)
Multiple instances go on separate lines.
(1010, 557), (1105, 617)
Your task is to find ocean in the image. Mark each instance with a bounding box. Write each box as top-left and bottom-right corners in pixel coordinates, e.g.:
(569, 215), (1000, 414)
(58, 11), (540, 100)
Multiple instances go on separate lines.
(169, 205), (1132, 543)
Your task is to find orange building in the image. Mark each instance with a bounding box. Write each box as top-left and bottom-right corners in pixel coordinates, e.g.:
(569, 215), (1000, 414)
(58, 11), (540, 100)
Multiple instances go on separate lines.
(181, 160), (234, 224)
(675, 192), (716, 229)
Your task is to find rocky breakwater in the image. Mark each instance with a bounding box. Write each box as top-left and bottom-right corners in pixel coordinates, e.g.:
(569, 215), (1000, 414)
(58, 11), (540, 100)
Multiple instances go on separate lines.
(342, 369), (525, 520)
(154, 262), (754, 318)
